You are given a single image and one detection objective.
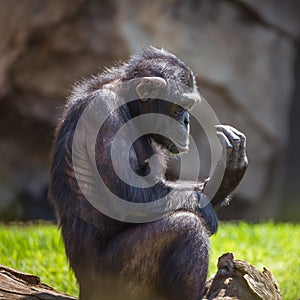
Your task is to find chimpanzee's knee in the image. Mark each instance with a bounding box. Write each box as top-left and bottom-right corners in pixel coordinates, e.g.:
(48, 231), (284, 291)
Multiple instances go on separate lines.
(157, 211), (209, 299)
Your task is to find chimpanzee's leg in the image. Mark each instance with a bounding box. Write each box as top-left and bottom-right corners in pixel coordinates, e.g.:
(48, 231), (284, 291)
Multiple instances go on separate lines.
(91, 211), (210, 300)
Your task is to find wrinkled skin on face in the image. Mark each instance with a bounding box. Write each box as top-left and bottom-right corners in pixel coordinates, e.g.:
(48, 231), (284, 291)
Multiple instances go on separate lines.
(132, 75), (200, 155)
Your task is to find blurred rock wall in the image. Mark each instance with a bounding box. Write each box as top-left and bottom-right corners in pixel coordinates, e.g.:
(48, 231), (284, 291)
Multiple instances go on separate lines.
(0, 0), (299, 220)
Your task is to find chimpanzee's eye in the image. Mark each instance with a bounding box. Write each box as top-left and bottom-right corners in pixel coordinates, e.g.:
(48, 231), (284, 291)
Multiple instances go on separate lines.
(170, 104), (185, 117)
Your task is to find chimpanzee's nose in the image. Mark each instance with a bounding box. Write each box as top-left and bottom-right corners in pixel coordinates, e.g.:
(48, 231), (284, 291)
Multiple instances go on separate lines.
(183, 111), (190, 128)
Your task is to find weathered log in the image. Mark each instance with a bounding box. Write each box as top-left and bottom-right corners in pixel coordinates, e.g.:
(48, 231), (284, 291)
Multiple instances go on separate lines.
(203, 253), (282, 300)
(0, 265), (75, 300)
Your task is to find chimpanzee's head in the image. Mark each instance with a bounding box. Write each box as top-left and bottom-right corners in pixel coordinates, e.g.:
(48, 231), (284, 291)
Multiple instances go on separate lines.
(123, 47), (200, 154)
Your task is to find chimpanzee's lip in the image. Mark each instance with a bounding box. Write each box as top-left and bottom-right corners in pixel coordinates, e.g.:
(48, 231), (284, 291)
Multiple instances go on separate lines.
(175, 142), (189, 152)
(168, 141), (189, 153)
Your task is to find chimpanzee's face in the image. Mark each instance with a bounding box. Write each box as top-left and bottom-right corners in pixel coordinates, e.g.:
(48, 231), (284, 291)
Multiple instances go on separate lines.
(144, 101), (191, 154)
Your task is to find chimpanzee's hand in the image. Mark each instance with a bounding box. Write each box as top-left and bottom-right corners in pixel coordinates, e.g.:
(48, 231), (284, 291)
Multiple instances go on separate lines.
(204, 125), (248, 209)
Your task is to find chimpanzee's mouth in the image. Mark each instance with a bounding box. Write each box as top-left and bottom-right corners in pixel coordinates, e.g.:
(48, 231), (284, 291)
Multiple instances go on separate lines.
(150, 134), (188, 154)
(167, 141), (189, 154)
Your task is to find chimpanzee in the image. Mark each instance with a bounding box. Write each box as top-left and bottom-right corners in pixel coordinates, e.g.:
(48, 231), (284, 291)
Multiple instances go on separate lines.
(49, 47), (247, 300)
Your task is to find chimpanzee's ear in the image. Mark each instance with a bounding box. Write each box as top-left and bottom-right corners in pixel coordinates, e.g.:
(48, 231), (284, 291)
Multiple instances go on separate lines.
(136, 77), (167, 101)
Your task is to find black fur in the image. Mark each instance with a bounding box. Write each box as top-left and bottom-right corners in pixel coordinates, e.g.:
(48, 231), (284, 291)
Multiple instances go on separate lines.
(49, 47), (246, 300)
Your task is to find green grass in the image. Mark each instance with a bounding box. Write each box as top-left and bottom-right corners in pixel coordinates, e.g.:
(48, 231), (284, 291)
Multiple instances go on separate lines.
(0, 222), (299, 299)
(0, 223), (78, 296)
